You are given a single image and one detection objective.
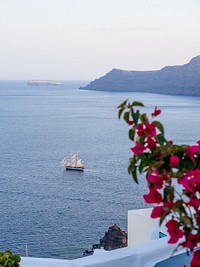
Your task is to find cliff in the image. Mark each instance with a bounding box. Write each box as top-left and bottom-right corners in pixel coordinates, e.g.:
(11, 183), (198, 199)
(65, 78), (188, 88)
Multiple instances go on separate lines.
(80, 56), (200, 96)
(100, 224), (127, 251)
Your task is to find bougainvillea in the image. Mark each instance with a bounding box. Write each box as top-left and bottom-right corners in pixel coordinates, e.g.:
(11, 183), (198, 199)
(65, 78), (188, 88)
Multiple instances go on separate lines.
(118, 100), (200, 266)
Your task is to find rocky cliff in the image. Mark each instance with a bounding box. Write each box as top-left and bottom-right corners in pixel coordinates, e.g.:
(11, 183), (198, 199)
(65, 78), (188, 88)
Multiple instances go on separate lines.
(100, 224), (127, 251)
(80, 56), (200, 96)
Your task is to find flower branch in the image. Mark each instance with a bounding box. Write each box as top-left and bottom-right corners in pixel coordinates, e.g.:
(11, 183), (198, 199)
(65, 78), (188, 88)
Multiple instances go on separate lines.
(118, 100), (200, 266)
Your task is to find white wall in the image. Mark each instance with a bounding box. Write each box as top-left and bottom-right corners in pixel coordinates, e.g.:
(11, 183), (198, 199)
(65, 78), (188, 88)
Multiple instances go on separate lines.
(128, 208), (160, 246)
(21, 237), (180, 267)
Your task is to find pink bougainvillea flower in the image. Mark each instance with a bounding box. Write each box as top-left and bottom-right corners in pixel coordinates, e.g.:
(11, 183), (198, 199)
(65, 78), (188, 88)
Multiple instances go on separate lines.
(136, 123), (144, 131)
(136, 122), (156, 137)
(127, 120), (134, 126)
(186, 233), (200, 249)
(186, 145), (200, 162)
(186, 195), (200, 212)
(152, 106), (161, 117)
(145, 122), (156, 137)
(155, 152), (162, 159)
(166, 219), (184, 244)
(136, 123), (145, 137)
(131, 142), (146, 155)
(146, 137), (157, 150)
(190, 250), (200, 267)
(143, 188), (162, 204)
(169, 155), (180, 167)
(147, 170), (165, 189)
(151, 201), (173, 218)
(179, 169), (200, 192)
(151, 205), (164, 218)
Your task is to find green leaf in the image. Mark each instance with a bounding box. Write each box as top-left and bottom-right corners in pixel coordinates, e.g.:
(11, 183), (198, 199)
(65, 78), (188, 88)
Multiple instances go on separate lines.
(129, 128), (135, 141)
(137, 136), (146, 145)
(131, 110), (140, 125)
(156, 134), (166, 145)
(13, 255), (21, 263)
(131, 169), (139, 184)
(117, 99), (128, 109)
(118, 107), (125, 119)
(128, 161), (136, 173)
(159, 212), (168, 226)
(152, 121), (164, 135)
(0, 251), (20, 267)
(132, 101), (144, 107)
(140, 113), (149, 123)
(181, 216), (193, 227)
(173, 200), (184, 213)
(174, 144), (187, 154)
(129, 155), (136, 164)
(163, 186), (174, 202)
(183, 226), (192, 237)
(123, 111), (129, 122)
(138, 160), (148, 174)
(128, 158), (139, 184)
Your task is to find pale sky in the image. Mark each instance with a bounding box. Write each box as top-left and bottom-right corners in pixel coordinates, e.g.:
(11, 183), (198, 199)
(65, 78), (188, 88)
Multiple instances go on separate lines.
(0, 0), (200, 80)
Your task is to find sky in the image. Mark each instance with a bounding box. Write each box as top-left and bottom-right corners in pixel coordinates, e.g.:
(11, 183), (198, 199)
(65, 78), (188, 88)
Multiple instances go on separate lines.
(0, 0), (200, 80)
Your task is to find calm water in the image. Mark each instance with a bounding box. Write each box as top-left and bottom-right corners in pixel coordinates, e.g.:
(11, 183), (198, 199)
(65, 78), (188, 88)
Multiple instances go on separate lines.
(0, 81), (200, 259)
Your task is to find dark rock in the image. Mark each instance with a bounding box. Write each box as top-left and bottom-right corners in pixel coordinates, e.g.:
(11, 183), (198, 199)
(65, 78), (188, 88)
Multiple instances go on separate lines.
(82, 248), (94, 257)
(80, 55), (200, 96)
(100, 224), (127, 251)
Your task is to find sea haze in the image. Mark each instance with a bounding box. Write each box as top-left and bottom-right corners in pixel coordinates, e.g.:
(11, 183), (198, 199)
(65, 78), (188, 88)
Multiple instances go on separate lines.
(0, 81), (200, 259)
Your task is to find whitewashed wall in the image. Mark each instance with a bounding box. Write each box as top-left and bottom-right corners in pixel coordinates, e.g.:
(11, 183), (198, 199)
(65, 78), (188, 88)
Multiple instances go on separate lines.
(128, 208), (160, 246)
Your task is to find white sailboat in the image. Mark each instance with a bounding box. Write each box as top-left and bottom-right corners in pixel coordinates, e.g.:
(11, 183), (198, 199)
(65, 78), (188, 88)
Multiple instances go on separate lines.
(61, 154), (84, 171)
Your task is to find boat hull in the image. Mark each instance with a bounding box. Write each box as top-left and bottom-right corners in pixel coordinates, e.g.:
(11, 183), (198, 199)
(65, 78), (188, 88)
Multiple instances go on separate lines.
(65, 166), (84, 171)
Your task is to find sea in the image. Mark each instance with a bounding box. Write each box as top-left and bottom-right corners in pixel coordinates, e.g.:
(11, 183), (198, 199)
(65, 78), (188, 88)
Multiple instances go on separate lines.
(0, 80), (200, 260)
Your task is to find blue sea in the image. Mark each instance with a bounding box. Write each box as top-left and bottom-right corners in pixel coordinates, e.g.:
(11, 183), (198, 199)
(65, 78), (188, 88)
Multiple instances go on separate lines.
(0, 81), (200, 259)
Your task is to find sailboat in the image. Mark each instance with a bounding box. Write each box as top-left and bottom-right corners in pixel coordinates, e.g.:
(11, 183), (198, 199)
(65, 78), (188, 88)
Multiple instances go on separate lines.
(61, 154), (84, 171)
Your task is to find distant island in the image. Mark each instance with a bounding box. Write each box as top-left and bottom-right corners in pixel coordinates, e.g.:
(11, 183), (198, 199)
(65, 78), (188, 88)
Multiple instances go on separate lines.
(80, 56), (200, 96)
(27, 80), (63, 86)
